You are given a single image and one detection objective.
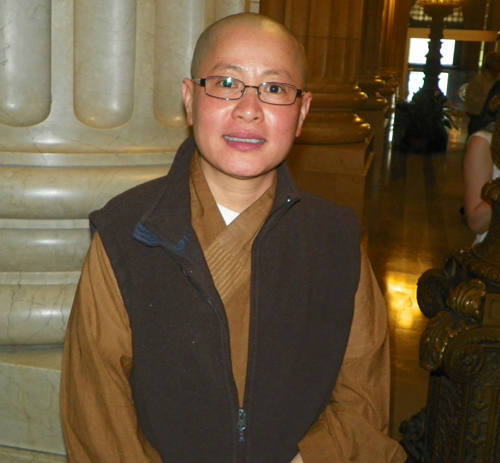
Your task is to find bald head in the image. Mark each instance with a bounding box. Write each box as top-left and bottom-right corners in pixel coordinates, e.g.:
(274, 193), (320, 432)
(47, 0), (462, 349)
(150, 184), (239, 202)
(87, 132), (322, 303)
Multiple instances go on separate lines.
(190, 13), (308, 86)
(485, 51), (500, 71)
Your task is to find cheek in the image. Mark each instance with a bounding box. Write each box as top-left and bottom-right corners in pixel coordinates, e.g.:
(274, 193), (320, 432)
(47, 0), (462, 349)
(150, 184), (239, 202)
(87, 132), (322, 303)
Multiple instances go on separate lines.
(268, 110), (301, 140)
(193, 100), (231, 129)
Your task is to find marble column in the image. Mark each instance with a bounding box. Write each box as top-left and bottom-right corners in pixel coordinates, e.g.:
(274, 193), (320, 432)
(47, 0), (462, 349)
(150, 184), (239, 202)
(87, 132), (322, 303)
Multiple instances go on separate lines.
(377, 0), (400, 109)
(260, 0), (373, 218)
(380, 0), (414, 100)
(0, 0), (249, 460)
(357, 0), (391, 159)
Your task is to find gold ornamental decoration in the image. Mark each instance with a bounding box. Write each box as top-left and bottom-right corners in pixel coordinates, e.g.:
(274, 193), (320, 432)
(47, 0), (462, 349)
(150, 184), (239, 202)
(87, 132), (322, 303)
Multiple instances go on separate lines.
(403, 156), (500, 462)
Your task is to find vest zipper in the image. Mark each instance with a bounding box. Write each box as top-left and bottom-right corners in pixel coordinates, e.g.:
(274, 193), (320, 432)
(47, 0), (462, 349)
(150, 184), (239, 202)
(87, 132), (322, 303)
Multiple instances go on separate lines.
(237, 408), (246, 443)
(181, 267), (243, 456)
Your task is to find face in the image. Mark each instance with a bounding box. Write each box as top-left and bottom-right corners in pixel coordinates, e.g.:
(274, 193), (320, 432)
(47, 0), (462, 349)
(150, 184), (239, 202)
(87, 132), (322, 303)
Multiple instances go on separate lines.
(182, 24), (312, 185)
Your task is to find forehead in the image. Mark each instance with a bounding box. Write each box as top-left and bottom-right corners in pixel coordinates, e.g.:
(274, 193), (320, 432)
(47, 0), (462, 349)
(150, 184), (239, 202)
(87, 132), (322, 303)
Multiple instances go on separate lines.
(200, 24), (302, 82)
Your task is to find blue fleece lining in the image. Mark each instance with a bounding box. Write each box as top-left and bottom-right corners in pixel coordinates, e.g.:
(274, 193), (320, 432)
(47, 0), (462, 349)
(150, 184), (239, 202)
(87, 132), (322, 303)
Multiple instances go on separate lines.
(133, 222), (191, 253)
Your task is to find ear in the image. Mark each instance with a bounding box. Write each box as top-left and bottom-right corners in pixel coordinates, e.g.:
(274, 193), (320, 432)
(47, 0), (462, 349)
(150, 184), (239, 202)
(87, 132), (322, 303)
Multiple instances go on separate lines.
(182, 78), (195, 126)
(295, 91), (312, 137)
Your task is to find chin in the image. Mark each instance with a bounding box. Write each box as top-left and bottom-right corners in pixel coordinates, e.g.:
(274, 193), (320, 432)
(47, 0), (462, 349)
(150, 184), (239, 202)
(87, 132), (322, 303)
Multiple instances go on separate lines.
(223, 162), (275, 180)
(226, 170), (267, 180)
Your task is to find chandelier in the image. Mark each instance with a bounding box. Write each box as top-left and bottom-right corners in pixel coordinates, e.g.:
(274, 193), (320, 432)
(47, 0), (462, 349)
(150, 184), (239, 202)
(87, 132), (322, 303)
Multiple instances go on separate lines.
(419, 0), (463, 6)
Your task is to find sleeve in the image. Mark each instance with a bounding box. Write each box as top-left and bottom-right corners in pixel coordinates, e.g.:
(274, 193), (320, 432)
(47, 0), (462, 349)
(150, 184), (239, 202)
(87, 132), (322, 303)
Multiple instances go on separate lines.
(297, 248), (408, 463)
(60, 232), (163, 463)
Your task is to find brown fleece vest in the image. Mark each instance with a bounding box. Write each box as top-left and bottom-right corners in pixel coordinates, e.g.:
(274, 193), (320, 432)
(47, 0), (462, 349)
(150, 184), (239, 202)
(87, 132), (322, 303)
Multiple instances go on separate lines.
(90, 137), (360, 463)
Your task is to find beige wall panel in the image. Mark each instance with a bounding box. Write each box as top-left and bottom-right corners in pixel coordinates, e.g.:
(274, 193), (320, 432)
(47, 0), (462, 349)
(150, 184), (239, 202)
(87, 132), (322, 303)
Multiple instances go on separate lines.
(215, 0), (247, 19)
(0, 0), (186, 154)
(0, 284), (75, 345)
(259, 0), (285, 20)
(306, 37), (358, 85)
(0, 228), (90, 272)
(154, 0), (204, 129)
(0, 347), (65, 452)
(305, 2), (363, 85)
(153, 0), (247, 129)
(0, 166), (169, 220)
(0, 0), (51, 127)
(74, 0), (136, 128)
(204, 0), (249, 29)
(0, 445), (66, 463)
(0, 151), (174, 167)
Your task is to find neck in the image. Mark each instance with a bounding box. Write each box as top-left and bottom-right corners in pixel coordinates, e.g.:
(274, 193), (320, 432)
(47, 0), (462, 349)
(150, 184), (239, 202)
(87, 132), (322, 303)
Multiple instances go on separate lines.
(200, 162), (276, 213)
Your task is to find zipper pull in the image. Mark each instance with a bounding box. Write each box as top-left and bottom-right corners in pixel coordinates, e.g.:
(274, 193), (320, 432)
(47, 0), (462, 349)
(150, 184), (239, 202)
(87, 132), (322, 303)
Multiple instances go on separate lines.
(237, 408), (246, 443)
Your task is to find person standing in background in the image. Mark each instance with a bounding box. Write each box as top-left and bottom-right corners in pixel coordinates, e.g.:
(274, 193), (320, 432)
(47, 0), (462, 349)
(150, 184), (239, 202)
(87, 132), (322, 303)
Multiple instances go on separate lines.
(463, 81), (500, 243)
(465, 51), (500, 136)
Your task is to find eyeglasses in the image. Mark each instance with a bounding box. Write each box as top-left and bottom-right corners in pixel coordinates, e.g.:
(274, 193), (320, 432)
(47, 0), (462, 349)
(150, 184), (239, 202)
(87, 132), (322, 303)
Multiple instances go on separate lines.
(192, 76), (304, 106)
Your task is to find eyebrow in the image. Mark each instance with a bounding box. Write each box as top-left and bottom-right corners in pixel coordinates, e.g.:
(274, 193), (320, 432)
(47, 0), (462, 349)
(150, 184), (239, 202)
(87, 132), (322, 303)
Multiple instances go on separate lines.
(209, 63), (294, 82)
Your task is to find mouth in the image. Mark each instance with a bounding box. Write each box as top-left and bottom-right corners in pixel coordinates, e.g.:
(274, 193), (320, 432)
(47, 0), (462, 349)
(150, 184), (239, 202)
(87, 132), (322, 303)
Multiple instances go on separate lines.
(224, 136), (265, 145)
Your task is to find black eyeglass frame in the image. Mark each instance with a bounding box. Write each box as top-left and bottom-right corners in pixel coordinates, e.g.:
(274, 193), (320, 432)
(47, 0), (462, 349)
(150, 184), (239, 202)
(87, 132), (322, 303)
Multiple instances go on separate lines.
(191, 76), (304, 106)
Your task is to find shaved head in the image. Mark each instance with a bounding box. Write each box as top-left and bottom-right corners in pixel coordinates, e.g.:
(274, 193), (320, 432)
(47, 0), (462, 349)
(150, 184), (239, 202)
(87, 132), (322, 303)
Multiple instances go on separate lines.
(485, 51), (500, 71)
(190, 13), (308, 86)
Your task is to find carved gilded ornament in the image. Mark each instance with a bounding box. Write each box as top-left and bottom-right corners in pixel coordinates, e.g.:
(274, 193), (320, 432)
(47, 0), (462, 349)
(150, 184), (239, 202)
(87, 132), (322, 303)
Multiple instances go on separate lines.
(409, 174), (500, 461)
(417, 268), (453, 318)
(447, 279), (486, 320)
(419, 311), (480, 372)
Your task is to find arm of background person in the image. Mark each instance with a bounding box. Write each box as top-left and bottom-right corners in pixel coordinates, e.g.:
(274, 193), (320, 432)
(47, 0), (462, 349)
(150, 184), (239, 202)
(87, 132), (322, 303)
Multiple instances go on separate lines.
(60, 232), (163, 463)
(297, 248), (407, 463)
(463, 135), (495, 235)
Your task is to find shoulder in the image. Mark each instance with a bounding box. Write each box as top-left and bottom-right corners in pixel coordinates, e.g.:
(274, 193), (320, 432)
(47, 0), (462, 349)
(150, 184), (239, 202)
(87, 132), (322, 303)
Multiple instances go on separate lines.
(89, 175), (169, 229)
(298, 190), (359, 229)
(90, 137), (195, 226)
(287, 191), (361, 257)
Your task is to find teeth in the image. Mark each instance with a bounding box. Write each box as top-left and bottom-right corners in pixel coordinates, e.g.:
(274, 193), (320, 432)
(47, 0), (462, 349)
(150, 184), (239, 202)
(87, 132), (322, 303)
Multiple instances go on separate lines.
(224, 136), (264, 144)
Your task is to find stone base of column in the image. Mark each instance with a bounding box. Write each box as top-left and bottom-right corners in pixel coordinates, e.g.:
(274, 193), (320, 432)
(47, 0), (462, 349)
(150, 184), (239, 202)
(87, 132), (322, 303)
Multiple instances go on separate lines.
(0, 346), (67, 461)
(0, 154), (172, 347)
(357, 105), (390, 158)
(378, 84), (396, 108)
(0, 446), (66, 463)
(288, 136), (374, 220)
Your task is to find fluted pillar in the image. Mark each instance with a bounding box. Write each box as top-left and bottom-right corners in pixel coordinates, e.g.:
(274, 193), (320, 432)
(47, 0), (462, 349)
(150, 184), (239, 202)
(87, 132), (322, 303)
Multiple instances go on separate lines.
(260, 0), (373, 218)
(358, 0), (388, 110)
(0, 1), (249, 460)
(357, 0), (391, 158)
(380, 0), (414, 100)
(262, 0), (370, 144)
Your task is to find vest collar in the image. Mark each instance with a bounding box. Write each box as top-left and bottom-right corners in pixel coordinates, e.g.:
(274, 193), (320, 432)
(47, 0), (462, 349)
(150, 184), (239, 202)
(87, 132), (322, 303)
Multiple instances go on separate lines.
(135, 137), (301, 252)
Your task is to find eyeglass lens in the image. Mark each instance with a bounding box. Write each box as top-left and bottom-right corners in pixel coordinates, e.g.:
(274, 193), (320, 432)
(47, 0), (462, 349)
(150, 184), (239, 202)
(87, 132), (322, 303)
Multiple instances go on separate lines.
(204, 76), (300, 105)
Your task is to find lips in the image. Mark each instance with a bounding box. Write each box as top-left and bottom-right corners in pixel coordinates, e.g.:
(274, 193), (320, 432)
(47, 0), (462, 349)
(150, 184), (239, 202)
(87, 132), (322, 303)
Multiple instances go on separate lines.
(224, 136), (265, 144)
(224, 132), (265, 144)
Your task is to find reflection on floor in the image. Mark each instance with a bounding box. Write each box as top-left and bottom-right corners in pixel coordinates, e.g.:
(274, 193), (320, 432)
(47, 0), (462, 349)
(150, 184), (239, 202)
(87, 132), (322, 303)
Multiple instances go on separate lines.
(362, 111), (475, 439)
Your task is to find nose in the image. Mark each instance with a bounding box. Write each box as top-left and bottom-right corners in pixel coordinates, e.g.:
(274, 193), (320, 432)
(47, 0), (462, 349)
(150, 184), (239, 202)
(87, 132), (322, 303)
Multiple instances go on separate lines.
(231, 86), (264, 123)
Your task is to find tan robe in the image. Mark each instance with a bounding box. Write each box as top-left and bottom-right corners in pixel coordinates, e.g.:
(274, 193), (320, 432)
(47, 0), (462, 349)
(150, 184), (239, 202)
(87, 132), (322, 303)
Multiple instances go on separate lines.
(190, 153), (276, 405)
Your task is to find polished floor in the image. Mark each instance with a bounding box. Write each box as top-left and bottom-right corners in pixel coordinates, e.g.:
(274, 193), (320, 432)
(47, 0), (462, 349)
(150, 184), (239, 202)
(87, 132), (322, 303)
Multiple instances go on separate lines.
(362, 112), (475, 439)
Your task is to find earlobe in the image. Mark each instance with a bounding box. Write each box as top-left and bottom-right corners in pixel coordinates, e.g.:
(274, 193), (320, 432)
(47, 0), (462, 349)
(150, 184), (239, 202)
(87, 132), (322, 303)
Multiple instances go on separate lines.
(182, 78), (195, 126)
(295, 91), (312, 137)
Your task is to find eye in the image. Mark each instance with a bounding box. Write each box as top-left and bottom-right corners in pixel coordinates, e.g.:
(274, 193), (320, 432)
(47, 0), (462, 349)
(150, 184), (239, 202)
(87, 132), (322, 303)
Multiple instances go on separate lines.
(215, 77), (238, 89)
(265, 83), (286, 94)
